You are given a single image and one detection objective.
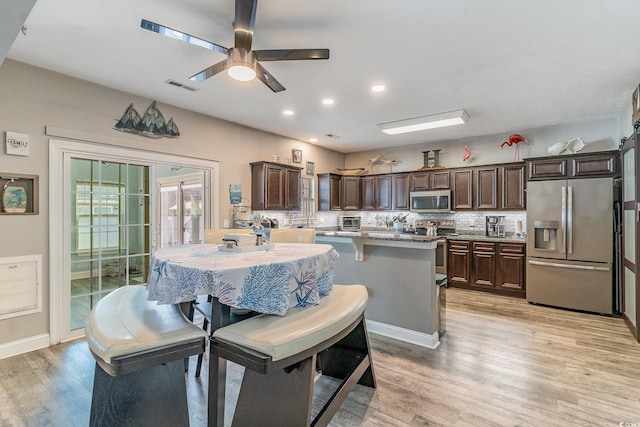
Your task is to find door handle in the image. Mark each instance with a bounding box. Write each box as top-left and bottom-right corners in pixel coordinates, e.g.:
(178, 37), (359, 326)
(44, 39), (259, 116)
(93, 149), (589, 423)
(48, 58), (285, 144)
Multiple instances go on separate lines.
(567, 186), (573, 254)
(528, 259), (610, 272)
(561, 186), (566, 254)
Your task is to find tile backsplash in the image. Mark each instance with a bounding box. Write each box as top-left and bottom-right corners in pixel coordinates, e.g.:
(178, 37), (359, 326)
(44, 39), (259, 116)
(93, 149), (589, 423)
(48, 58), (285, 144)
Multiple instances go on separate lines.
(253, 209), (526, 236)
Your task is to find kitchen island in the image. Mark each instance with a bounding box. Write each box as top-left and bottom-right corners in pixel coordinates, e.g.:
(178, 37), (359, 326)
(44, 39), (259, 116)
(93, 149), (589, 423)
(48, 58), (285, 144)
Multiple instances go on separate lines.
(315, 230), (441, 349)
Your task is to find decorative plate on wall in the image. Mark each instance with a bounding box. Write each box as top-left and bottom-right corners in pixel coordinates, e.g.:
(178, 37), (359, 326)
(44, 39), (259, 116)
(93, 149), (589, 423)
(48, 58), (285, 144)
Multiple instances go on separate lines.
(2, 182), (27, 213)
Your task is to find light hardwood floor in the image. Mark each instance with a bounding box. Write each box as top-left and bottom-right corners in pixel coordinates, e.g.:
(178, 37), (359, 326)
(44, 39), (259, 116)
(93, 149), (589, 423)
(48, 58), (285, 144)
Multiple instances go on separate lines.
(1, 288), (640, 426)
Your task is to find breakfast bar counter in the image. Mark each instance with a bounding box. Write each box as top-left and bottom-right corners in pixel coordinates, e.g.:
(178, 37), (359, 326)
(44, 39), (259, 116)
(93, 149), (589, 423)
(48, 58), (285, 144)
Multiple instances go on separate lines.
(315, 231), (441, 349)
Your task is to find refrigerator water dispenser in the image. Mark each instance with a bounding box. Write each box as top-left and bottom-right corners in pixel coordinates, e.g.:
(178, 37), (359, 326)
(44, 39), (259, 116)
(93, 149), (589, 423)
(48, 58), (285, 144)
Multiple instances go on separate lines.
(533, 220), (559, 251)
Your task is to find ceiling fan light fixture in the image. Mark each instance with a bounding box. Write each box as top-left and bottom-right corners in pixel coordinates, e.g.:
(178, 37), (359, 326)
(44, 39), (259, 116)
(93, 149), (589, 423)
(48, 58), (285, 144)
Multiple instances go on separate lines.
(228, 65), (256, 81)
(227, 48), (257, 81)
(377, 109), (469, 135)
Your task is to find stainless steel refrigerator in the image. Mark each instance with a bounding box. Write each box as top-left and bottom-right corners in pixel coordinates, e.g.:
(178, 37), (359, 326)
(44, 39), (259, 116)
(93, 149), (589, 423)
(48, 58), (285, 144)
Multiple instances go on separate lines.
(526, 177), (613, 314)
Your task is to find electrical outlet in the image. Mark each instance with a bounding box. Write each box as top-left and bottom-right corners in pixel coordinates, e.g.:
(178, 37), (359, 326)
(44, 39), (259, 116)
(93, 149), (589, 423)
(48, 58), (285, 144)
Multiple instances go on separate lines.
(223, 219), (229, 228)
(272, 154), (277, 161)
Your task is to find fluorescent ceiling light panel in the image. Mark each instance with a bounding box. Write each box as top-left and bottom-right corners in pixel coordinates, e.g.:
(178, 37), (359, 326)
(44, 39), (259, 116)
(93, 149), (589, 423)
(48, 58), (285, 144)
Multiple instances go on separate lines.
(377, 109), (469, 135)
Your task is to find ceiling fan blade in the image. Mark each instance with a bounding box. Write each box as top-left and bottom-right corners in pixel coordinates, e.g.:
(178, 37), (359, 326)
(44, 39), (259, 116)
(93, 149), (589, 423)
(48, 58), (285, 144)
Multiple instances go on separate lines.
(189, 59), (229, 82)
(256, 63), (285, 93)
(255, 49), (330, 61)
(233, 0), (257, 50)
(141, 19), (228, 55)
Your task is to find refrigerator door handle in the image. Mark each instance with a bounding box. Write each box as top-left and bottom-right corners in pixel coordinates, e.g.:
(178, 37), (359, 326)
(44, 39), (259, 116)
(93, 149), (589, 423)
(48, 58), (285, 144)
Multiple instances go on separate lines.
(567, 185), (573, 254)
(561, 186), (566, 254)
(528, 259), (611, 272)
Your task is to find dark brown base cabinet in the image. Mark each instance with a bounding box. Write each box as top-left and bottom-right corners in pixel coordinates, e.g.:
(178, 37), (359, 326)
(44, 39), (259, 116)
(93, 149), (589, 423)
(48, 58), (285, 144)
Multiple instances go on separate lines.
(448, 240), (526, 297)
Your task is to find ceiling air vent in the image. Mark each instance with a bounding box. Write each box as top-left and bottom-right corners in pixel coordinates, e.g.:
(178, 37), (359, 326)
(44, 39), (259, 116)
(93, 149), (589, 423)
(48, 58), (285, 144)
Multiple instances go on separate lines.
(164, 79), (198, 92)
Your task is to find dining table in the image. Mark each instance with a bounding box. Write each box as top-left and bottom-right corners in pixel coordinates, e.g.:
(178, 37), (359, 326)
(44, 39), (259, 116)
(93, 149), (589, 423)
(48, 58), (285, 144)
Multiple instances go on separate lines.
(146, 242), (339, 426)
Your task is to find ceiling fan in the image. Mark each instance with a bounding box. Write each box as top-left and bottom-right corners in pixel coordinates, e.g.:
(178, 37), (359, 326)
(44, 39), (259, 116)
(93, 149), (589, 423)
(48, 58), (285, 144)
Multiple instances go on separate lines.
(141, 0), (330, 93)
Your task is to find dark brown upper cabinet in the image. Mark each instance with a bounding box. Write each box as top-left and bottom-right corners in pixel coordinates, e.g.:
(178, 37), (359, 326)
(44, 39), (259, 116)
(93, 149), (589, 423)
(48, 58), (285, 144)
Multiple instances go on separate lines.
(526, 150), (619, 181)
(476, 167), (499, 210)
(501, 163), (526, 210)
(251, 161), (302, 211)
(317, 173), (342, 211)
(361, 175), (392, 210)
(410, 170), (450, 191)
(342, 176), (361, 210)
(453, 169), (473, 210)
(393, 173), (411, 210)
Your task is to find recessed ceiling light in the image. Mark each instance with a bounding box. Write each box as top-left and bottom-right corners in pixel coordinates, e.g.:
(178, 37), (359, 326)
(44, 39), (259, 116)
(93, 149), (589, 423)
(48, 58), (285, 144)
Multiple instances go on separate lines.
(371, 84), (386, 93)
(309, 138), (318, 142)
(377, 110), (469, 135)
(282, 110), (294, 116)
(322, 98), (335, 105)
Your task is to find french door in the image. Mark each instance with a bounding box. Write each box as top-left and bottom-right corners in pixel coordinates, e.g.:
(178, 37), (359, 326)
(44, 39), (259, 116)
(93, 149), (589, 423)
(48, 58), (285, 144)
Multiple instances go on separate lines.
(157, 172), (206, 249)
(622, 133), (639, 341)
(50, 138), (219, 343)
(69, 158), (151, 331)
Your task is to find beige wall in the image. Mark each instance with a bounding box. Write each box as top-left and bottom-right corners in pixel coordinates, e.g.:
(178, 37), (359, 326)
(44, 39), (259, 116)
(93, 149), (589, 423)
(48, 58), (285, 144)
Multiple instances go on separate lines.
(0, 59), (344, 347)
(344, 117), (621, 173)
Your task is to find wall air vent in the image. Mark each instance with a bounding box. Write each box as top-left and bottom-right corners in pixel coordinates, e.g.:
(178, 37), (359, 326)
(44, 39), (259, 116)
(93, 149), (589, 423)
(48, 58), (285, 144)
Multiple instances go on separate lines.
(164, 80), (199, 92)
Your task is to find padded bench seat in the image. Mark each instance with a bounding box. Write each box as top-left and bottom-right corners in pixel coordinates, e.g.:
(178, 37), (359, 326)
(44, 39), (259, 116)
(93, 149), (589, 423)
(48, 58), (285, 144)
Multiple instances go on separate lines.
(86, 285), (208, 427)
(213, 283), (367, 362)
(211, 284), (376, 427)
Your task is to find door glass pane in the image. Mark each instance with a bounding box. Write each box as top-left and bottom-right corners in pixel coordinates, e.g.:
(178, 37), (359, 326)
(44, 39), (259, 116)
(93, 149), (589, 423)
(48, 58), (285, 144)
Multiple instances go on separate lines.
(160, 185), (179, 248)
(69, 158), (151, 331)
(183, 183), (203, 244)
(625, 267), (637, 326)
(625, 210), (636, 263)
(624, 148), (635, 202)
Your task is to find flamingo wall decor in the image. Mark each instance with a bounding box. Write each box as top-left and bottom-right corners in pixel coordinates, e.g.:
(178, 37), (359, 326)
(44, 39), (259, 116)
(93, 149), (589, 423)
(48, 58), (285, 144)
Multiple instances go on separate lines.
(501, 133), (528, 161)
(462, 146), (471, 162)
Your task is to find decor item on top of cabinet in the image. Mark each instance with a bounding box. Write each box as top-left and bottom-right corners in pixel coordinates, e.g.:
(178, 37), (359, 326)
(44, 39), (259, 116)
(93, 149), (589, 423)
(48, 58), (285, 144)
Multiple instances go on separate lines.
(547, 137), (585, 156)
(500, 133), (528, 161)
(114, 101), (180, 138)
(306, 161), (315, 175)
(367, 155), (398, 173)
(418, 149), (443, 170)
(292, 149), (302, 164)
(462, 146), (472, 162)
(335, 167), (367, 176)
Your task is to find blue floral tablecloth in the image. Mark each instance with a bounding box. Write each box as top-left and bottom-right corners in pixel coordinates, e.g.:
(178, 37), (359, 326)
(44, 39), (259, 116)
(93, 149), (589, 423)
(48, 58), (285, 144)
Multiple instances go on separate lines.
(146, 243), (339, 316)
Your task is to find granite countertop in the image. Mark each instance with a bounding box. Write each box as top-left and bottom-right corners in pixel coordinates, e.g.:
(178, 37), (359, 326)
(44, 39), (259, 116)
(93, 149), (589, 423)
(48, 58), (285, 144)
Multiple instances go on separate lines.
(314, 228), (526, 244)
(315, 229), (439, 243)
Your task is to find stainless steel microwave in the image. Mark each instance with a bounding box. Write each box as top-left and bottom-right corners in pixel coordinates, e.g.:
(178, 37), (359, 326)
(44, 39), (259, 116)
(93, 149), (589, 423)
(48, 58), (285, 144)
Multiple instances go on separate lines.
(410, 190), (452, 213)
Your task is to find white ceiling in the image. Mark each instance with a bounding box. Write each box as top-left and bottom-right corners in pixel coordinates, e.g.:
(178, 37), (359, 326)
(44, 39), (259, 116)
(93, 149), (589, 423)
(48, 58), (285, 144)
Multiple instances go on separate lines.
(6, 0), (640, 153)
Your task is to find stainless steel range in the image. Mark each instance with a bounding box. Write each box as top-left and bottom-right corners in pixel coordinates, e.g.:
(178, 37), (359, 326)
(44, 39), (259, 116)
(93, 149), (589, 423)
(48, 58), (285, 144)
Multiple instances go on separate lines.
(415, 220), (455, 274)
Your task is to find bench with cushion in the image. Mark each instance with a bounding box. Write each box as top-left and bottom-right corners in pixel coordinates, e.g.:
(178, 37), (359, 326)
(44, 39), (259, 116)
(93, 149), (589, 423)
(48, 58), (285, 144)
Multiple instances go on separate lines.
(85, 285), (209, 427)
(211, 284), (376, 427)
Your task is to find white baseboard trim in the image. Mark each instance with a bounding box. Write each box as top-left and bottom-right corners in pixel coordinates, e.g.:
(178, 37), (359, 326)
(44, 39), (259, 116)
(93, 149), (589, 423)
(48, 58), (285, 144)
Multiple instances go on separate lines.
(0, 334), (50, 360)
(366, 319), (440, 349)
